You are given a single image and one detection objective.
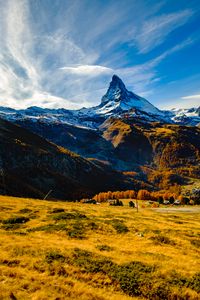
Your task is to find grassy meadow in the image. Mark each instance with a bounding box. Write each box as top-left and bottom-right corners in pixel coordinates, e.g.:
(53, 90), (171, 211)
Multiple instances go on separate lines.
(0, 195), (200, 300)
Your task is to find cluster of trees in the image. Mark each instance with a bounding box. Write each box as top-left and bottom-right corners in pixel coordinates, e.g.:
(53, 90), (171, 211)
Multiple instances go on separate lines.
(93, 190), (136, 202)
(136, 190), (181, 202)
(147, 169), (185, 190)
(92, 187), (200, 205)
(93, 189), (182, 203)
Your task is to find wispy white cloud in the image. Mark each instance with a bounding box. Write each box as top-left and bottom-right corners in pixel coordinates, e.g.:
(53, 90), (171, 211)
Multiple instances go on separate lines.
(0, 0), (101, 109)
(146, 37), (196, 69)
(6, 0), (39, 86)
(134, 9), (194, 53)
(114, 36), (196, 99)
(182, 94), (200, 100)
(0, 0), (40, 107)
(161, 96), (200, 110)
(71, 0), (165, 52)
(177, 94), (200, 108)
(60, 65), (113, 76)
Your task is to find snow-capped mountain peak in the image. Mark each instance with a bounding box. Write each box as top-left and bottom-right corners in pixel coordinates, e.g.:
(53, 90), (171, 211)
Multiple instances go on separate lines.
(97, 75), (162, 116)
(101, 75), (129, 104)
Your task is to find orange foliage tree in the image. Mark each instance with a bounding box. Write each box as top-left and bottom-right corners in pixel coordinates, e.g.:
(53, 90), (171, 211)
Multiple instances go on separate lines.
(93, 190), (137, 202)
(137, 189), (151, 200)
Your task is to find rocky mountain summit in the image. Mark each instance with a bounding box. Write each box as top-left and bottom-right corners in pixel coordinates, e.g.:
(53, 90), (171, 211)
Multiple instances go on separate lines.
(94, 75), (163, 116)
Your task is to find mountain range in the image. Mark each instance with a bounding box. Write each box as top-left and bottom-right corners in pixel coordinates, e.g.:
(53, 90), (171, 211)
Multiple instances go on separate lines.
(0, 75), (200, 199)
(0, 75), (199, 128)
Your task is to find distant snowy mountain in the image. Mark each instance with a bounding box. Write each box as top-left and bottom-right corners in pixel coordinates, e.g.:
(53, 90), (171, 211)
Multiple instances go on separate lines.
(168, 107), (200, 126)
(0, 75), (199, 128)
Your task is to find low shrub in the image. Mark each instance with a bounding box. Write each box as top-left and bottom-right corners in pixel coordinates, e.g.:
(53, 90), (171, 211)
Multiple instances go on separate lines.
(141, 281), (171, 300)
(52, 212), (87, 221)
(48, 264), (68, 277)
(45, 250), (65, 264)
(70, 249), (200, 298)
(150, 235), (175, 245)
(71, 248), (156, 297)
(67, 222), (85, 239)
(86, 221), (98, 230)
(19, 208), (32, 213)
(1, 223), (21, 230)
(29, 222), (85, 239)
(96, 244), (114, 252)
(167, 270), (188, 287)
(2, 216), (30, 224)
(72, 248), (114, 274)
(110, 219), (129, 234)
(28, 223), (67, 233)
(49, 208), (65, 214)
(0, 259), (20, 267)
(110, 261), (155, 297)
(187, 272), (200, 293)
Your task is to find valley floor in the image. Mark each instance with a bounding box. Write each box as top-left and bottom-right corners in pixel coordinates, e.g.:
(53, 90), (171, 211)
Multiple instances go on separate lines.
(0, 195), (199, 300)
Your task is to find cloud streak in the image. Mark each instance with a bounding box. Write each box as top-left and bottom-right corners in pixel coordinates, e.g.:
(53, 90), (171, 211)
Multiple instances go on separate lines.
(182, 94), (200, 100)
(134, 9), (194, 53)
(113, 36), (197, 100)
(60, 65), (113, 76)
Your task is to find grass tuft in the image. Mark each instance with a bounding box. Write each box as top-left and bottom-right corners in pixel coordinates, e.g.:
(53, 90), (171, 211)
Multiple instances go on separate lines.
(2, 216), (30, 224)
(52, 212), (87, 221)
(109, 219), (129, 234)
(150, 234), (176, 245)
(96, 244), (114, 252)
(45, 250), (65, 264)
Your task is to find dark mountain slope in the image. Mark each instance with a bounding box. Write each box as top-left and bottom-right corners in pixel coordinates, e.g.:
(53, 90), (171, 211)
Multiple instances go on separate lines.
(0, 119), (134, 200)
(15, 119), (116, 163)
(13, 116), (200, 176)
(100, 118), (153, 169)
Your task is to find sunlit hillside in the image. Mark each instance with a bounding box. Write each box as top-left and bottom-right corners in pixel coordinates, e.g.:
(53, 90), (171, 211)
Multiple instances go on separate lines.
(0, 195), (199, 300)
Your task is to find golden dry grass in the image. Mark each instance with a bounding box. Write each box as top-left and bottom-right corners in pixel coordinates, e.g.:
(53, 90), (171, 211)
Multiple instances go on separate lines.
(154, 127), (174, 136)
(102, 119), (132, 147)
(0, 195), (199, 300)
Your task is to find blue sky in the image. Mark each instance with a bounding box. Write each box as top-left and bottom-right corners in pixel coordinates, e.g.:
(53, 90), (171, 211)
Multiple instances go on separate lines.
(0, 0), (199, 110)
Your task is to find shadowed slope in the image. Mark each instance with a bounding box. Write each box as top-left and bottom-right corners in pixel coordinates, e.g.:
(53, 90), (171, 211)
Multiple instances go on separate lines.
(0, 118), (131, 200)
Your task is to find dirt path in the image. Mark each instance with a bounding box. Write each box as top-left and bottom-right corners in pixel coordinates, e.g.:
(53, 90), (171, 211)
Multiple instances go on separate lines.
(152, 206), (200, 213)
